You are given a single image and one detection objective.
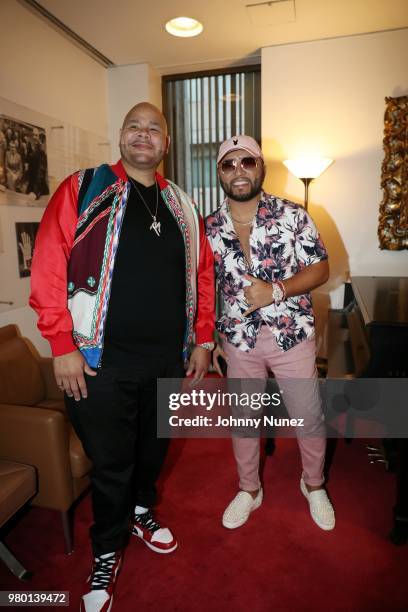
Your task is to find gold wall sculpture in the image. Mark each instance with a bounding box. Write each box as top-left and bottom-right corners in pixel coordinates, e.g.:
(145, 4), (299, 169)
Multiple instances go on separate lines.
(378, 95), (408, 250)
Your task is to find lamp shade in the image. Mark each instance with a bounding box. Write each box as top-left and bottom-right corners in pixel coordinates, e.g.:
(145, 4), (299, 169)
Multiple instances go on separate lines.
(283, 157), (333, 179)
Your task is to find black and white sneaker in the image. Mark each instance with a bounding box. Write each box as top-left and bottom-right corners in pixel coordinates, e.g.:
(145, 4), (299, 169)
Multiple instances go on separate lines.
(132, 509), (177, 554)
(80, 551), (122, 612)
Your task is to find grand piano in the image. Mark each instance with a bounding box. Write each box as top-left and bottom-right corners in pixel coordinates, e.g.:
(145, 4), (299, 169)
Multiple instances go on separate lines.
(327, 276), (408, 544)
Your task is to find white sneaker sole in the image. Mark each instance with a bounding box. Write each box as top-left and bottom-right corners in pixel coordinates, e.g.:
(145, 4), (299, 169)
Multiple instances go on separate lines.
(222, 493), (263, 529)
(300, 479), (335, 531)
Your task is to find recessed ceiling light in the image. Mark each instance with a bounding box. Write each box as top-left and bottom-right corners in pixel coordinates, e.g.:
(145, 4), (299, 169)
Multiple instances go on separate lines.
(165, 17), (203, 38)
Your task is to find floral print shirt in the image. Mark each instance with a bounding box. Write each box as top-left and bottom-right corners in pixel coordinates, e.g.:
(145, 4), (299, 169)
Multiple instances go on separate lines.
(205, 192), (328, 352)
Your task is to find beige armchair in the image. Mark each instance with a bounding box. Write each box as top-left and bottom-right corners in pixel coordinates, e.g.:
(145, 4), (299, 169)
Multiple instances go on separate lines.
(0, 324), (91, 553)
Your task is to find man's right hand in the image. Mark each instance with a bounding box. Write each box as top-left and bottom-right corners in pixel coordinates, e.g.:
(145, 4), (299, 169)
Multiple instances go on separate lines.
(53, 350), (97, 401)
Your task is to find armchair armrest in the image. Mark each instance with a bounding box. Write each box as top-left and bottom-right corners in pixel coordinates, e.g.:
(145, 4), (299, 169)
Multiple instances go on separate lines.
(0, 403), (74, 511)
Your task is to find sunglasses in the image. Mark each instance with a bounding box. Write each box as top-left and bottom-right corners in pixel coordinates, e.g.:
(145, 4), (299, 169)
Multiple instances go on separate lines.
(219, 156), (261, 175)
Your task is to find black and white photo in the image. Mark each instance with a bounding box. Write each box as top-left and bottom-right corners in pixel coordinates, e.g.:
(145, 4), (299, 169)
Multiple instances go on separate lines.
(15, 221), (39, 277)
(0, 115), (49, 204)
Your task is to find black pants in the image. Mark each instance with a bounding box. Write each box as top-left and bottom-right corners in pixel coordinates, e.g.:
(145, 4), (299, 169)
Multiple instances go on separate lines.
(65, 355), (184, 556)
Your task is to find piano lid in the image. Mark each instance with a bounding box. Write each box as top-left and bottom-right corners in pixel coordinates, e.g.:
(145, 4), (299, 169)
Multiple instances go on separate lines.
(351, 276), (408, 327)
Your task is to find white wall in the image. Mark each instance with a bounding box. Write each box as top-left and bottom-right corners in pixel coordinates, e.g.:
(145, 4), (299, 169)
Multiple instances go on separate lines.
(107, 63), (162, 161)
(0, 0), (108, 136)
(262, 29), (408, 354)
(262, 29), (408, 293)
(0, 0), (109, 355)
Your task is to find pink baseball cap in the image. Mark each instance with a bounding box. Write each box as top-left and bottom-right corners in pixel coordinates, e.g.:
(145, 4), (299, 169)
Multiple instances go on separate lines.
(217, 135), (263, 164)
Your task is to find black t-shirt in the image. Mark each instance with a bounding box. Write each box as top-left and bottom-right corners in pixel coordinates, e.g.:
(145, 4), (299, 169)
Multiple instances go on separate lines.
(102, 179), (186, 366)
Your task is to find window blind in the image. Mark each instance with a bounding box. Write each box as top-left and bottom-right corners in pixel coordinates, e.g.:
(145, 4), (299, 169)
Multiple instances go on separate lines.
(163, 67), (261, 217)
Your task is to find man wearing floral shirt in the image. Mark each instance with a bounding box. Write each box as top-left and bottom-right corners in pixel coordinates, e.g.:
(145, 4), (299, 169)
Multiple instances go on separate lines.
(206, 135), (335, 531)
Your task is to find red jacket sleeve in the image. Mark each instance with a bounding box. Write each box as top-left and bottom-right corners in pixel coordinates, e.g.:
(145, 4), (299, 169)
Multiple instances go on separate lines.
(29, 174), (79, 356)
(194, 215), (215, 344)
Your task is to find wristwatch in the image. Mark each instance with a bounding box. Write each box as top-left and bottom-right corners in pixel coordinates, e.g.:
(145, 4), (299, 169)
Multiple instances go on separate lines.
(271, 281), (285, 304)
(197, 342), (215, 351)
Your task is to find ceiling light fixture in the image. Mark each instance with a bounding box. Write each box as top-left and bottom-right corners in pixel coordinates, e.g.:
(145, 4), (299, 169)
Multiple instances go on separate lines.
(165, 17), (203, 38)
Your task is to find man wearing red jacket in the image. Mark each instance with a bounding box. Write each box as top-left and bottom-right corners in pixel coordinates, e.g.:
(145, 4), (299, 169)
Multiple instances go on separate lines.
(30, 102), (215, 612)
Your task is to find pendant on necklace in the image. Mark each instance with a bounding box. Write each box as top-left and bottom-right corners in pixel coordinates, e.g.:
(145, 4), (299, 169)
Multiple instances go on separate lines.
(150, 217), (161, 236)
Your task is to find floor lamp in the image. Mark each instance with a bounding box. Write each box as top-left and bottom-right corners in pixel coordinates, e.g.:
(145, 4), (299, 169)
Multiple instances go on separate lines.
(283, 158), (333, 210)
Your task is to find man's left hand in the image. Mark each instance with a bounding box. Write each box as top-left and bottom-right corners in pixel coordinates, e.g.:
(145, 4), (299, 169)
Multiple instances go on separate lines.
(242, 274), (273, 316)
(186, 346), (211, 384)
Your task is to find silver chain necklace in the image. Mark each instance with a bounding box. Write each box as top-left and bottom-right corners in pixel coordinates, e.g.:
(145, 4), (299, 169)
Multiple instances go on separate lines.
(129, 177), (161, 237)
(227, 202), (257, 226)
(230, 215), (253, 226)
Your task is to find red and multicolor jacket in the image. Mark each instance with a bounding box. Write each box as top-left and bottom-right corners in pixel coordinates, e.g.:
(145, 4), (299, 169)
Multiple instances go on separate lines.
(30, 160), (215, 367)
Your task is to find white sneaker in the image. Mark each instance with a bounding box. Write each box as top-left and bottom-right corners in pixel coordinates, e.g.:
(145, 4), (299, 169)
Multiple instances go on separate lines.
(80, 552), (122, 612)
(132, 509), (178, 554)
(222, 488), (263, 529)
(300, 478), (335, 531)
(81, 590), (111, 612)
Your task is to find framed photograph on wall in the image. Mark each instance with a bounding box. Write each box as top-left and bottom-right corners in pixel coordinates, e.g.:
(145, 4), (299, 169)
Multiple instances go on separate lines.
(0, 115), (49, 206)
(15, 222), (39, 278)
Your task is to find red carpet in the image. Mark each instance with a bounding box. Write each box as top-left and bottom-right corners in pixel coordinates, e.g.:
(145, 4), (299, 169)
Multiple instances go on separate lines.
(1, 437), (407, 611)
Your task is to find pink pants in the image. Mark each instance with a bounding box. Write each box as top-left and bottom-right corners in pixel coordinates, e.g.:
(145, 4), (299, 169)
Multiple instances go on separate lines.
(224, 327), (326, 489)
